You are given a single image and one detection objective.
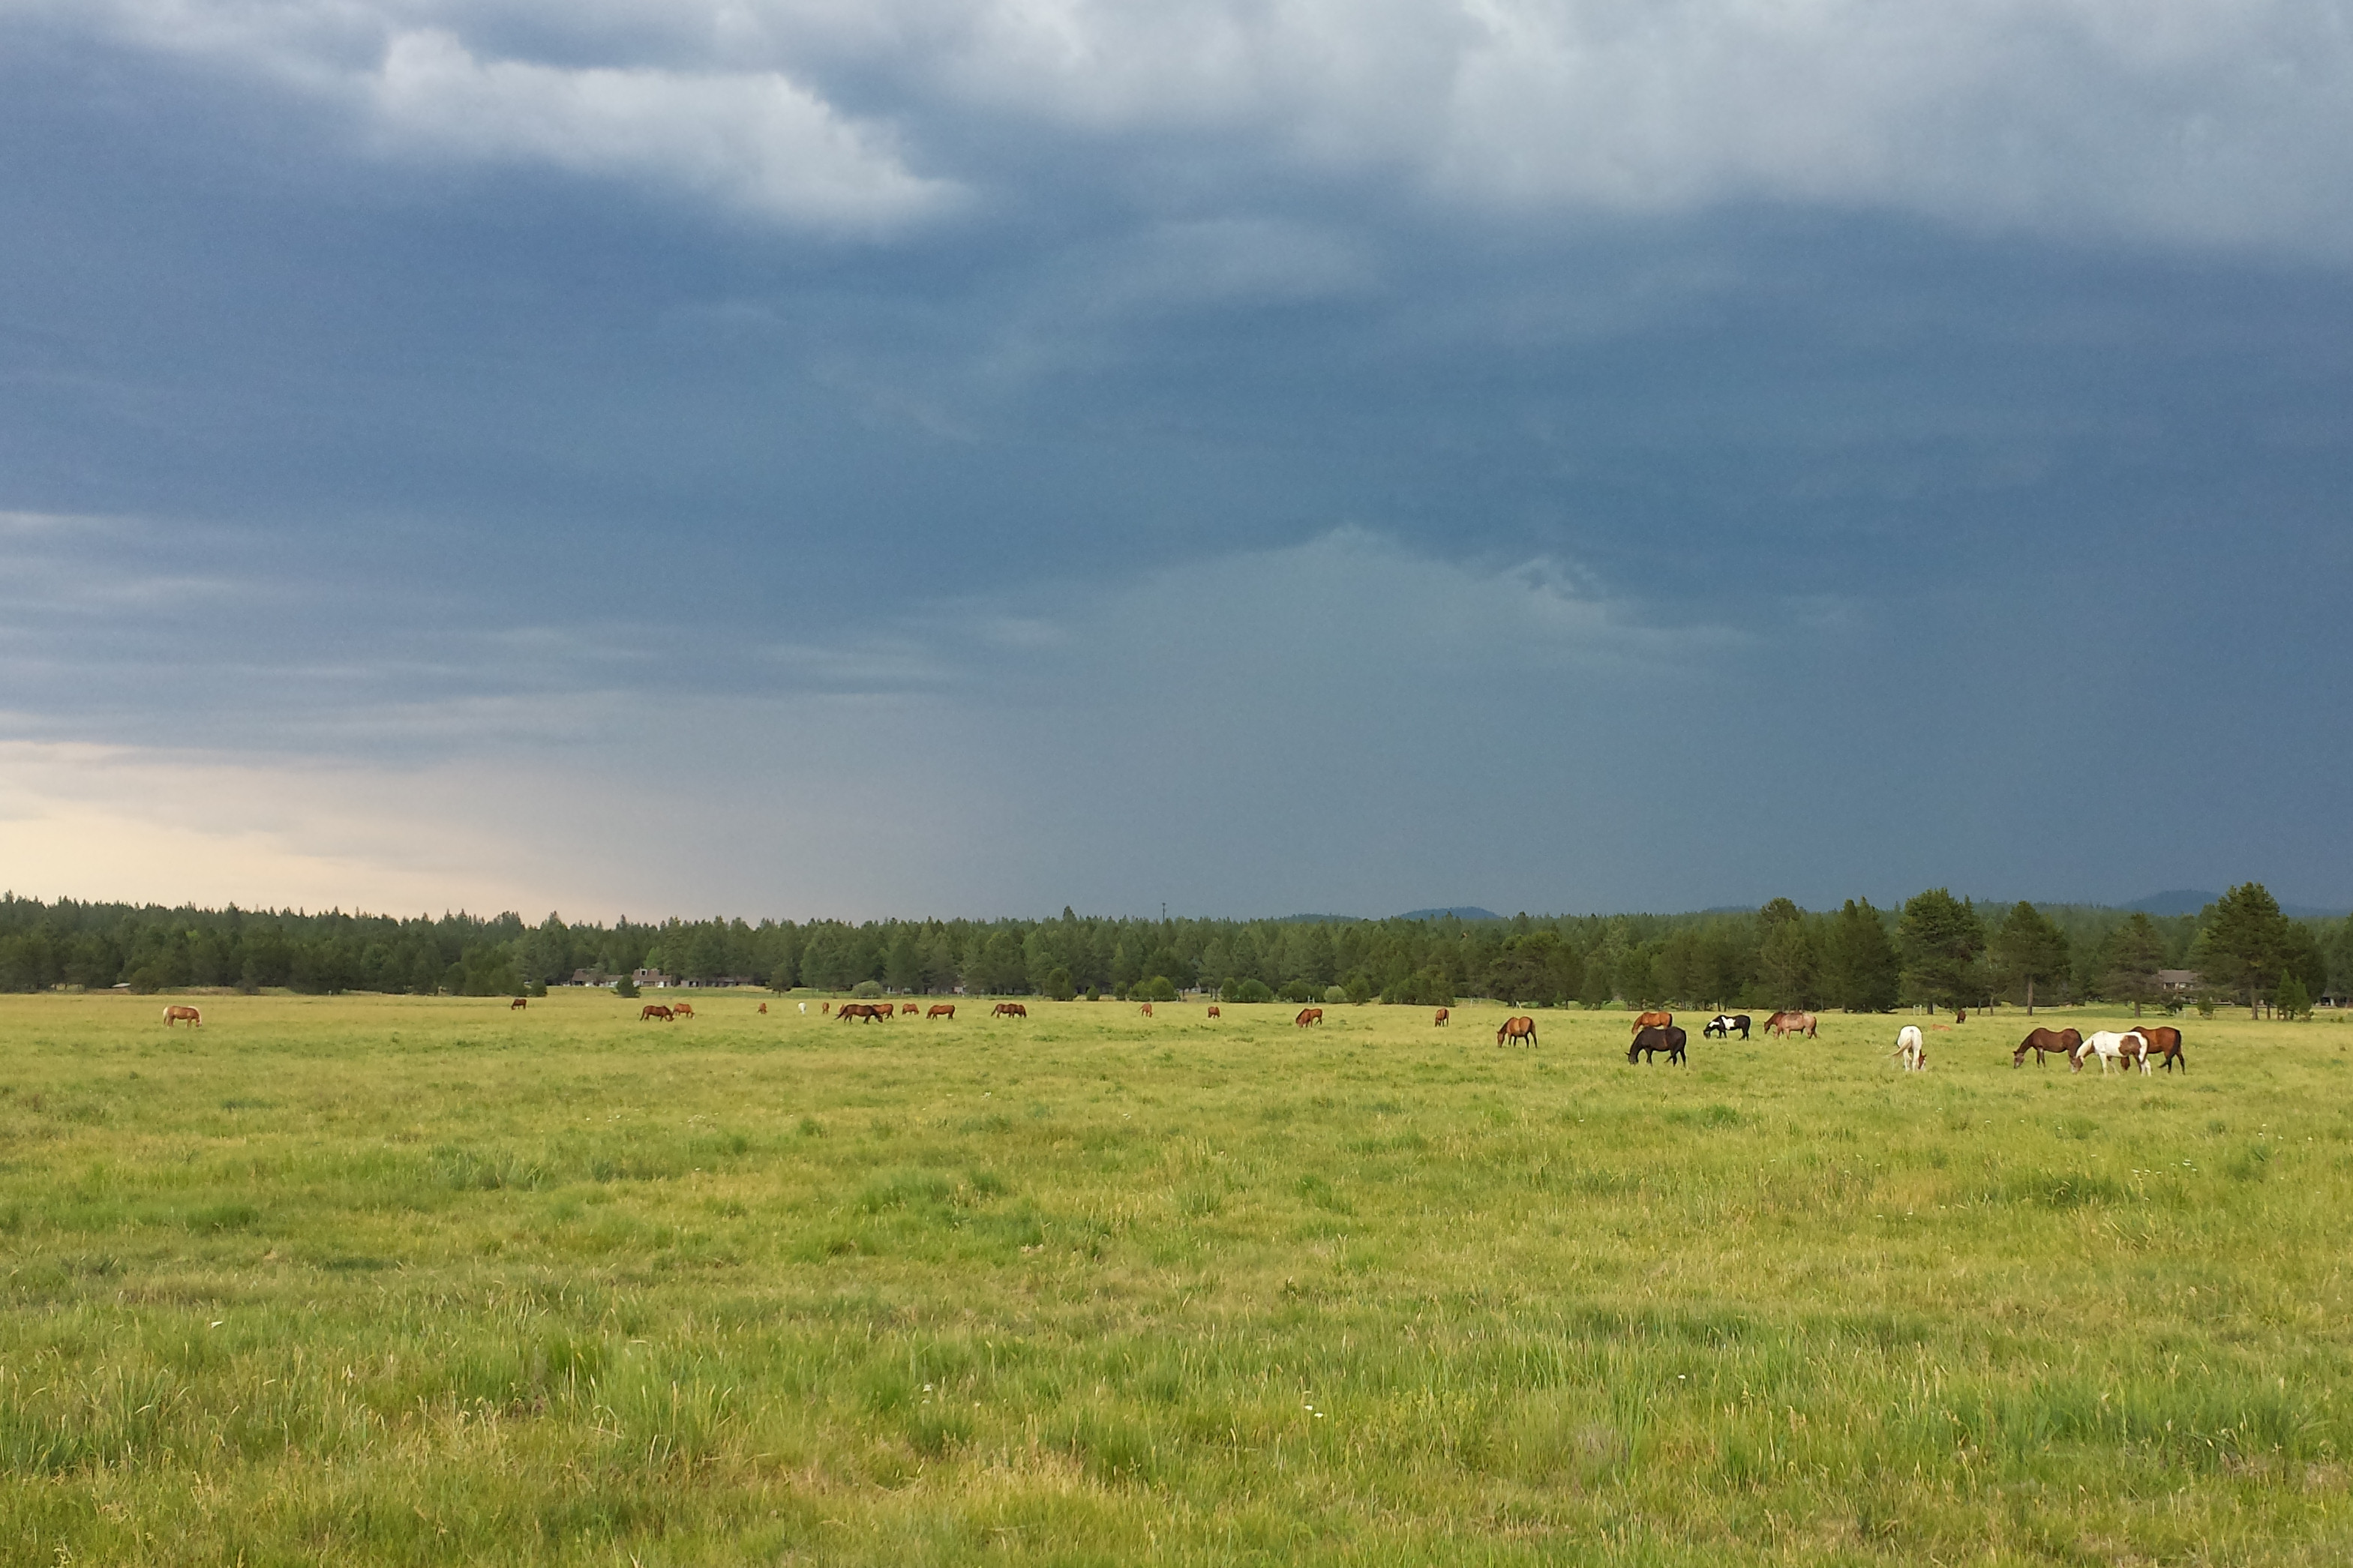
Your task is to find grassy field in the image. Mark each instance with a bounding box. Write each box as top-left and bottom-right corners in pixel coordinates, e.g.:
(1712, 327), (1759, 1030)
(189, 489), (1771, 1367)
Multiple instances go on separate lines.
(1, 991), (2348, 1565)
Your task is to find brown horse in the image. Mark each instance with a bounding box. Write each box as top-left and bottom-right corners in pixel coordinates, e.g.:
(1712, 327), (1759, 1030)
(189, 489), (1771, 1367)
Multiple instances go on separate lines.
(837, 1003), (887, 1022)
(927, 1003), (956, 1019)
(900, 1002), (921, 1016)
(2135, 1024), (2186, 1072)
(670, 1001), (695, 1019)
(1763, 1010), (1817, 1039)
(992, 1002), (1028, 1018)
(1496, 1015), (1538, 1048)
(2013, 1026), (2082, 1068)
(640, 1004), (674, 1022)
(1295, 1007), (1324, 1027)
(1628, 1024), (1685, 1064)
(821, 1001), (832, 1015)
(510, 997), (527, 1010)
(1139, 1002), (1154, 1018)
(1631, 1009), (1672, 1033)
(758, 1001), (768, 1014)
(1433, 1007), (1449, 1027)
(162, 1004), (202, 1027)
(1205, 1005), (1220, 1018)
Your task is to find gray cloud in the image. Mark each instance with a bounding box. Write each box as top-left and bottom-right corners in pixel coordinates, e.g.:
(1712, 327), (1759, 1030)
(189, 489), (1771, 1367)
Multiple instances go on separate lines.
(28, 0), (2353, 253)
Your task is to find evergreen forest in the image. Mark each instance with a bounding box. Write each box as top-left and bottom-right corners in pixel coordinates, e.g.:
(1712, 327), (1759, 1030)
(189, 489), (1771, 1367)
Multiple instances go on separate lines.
(1, 886), (2342, 1016)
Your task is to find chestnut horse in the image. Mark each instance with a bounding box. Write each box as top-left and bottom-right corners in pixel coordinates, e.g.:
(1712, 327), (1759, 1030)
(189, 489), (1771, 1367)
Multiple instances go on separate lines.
(928, 1003), (956, 1019)
(510, 997), (527, 1010)
(1631, 1010), (1673, 1033)
(1763, 1010), (1817, 1039)
(900, 1003), (921, 1016)
(992, 1002), (1028, 1018)
(2013, 1027), (2081, 1068)
(1433, 1007), (1449, 1027)
(1139, 1002), (1154, 1018)
(758, 1002), (768, 1014)
(640, 1004), (674, 1022)
(2135, 1024), (2186, 1072)
(162, 1004), (202, 1027)
(1496, 1015), (1538, 1048)
(671, 1001), (695, 1019)
(1205, 1005), (1220, 1018)
(1295, 1007), (1324, 1027)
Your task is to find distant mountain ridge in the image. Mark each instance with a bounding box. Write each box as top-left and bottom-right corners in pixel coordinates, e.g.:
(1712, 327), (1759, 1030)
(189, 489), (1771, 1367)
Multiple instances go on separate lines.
(2126, 889), (2348, 920)
(1397, 907), (1503, 922)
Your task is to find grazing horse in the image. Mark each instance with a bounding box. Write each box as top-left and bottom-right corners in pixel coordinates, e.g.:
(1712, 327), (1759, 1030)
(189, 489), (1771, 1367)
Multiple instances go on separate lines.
(1433, 1007), (1448, 1027)
(671, 1002), (695, 1019)
(1205, 1005), (1220, 1018)
(836, 1003), (886, 1022)
(1704, 1013), (1751, 1039)
(2135, 1024), (2186, 1073)
(1631, 1010), (1673, 1033)
(2013, 1027), (2082, 1068)
(1139, 1002), (1154, 1018)
(900, 1002), (921, 1016)
(821, 1002), (832, 1015)
(1763, 1010), (1817, 1039)
(1627, 1025), (1685, 1064)
(992, 1002), (1028, 1018)
(1295, 1007), (1324, 1027)
(927, 1003), (955, 1019)
(162, 1004), (202, 1027)
(510, 997), (527, 1010)
(2073, 1030), (2139, 1075)
(1892, 1025), (1926, 1072)
(1496, 1015), (1538, 1048)
(758, 1002), (768, 1014)
(640, 1005), (674, 1022)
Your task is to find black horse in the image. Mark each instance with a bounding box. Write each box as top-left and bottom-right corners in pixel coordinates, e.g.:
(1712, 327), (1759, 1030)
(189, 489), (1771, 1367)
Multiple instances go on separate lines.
(1628, 1025), (1687, 1064)
(1704, 1013), (1751, 1039)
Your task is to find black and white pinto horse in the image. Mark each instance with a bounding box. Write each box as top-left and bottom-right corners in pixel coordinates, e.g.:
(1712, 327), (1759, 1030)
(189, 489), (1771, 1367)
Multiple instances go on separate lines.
(1703, 1013), (1751, 1039)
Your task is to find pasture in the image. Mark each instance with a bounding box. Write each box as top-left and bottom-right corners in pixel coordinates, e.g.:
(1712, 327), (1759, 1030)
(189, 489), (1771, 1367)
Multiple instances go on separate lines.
(2, 991), (2349, 1564)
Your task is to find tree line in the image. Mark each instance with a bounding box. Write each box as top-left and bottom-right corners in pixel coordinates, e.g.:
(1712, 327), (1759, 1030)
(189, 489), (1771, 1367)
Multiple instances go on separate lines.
(0, 885), (2340, 1016)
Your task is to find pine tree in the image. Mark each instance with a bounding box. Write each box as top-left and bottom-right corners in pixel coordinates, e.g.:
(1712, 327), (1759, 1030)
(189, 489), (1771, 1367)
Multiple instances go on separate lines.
(2192, 883), (2292, 1019)
(1898, 889), (1986, 1013)
(1988, 901), (2070, 1015)
(2102, 912), (2166, 1017)
(1822, 899), (1899, 1012)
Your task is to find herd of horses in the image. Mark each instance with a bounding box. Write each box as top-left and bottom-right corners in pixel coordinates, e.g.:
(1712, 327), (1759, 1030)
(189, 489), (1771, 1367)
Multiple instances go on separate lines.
(155, 997), (2186, 1076)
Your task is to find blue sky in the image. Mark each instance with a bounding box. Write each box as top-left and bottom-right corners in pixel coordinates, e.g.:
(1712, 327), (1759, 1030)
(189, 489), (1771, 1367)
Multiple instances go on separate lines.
(2, 1), (2348, 920)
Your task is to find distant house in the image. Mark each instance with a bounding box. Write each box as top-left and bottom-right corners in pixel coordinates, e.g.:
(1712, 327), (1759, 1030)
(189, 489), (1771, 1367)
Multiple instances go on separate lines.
(683, 974), (759, 988)
(2155, 970), (2202, 997)
(632, 968), (678, 988)
(568, 968), (614, 988)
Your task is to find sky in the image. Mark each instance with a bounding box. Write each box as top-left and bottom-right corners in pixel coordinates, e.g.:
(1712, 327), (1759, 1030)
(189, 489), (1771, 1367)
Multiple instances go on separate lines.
(2, 0), (2348, 922)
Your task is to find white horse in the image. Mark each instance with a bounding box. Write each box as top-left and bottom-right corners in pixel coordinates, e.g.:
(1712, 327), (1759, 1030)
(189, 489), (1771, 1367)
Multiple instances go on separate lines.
(1891, 1024), (1926, 1072)
(2074, 1030), (2143, 1075)
(797, 1002), (807, 1015)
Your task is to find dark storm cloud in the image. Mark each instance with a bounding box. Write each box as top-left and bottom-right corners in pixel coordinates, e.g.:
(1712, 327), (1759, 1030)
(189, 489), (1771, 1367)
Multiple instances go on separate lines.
(2, 1), (2348, 916)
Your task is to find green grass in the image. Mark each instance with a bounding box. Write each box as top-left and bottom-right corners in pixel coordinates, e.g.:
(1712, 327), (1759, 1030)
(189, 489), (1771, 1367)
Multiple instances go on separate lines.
(2, 990), (2349, 1564)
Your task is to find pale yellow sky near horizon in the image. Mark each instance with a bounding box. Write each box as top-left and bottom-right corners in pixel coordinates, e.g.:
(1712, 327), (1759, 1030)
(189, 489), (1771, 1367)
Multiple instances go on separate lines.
(0, 740), (600, 917)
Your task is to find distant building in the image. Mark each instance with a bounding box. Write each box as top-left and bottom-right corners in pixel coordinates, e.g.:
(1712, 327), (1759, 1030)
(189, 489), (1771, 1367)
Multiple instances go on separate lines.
(2155, 969), (2202, 997)
(568, 968), (615, 988)
(632, 968), (678, 988)
(683, 974), (760, 988)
